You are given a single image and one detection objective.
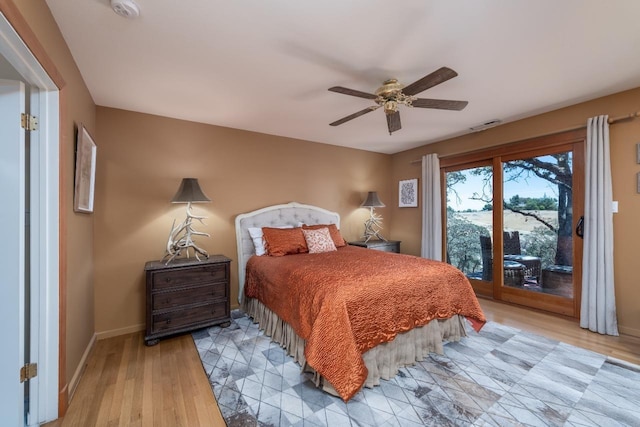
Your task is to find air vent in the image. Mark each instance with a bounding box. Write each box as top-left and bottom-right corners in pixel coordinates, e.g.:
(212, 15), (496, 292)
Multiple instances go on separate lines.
(469, 119), (502, 132)
(111, 0), (140, 18)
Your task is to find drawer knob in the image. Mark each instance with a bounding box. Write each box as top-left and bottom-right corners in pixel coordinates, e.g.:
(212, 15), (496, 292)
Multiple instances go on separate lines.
(165, 298), (171, 304)
(166, 319), (171, 324)
(164, 277), (170, 283)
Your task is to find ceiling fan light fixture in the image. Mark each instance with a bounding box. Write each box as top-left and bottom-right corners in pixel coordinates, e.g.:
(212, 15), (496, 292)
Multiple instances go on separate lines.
(383, 100), (398, 114)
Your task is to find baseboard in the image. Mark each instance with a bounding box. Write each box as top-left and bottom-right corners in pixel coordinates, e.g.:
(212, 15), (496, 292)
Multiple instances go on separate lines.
(68, 333), (96, 402)
(618, 324), (640, 338)
(96, 323), (145, 340)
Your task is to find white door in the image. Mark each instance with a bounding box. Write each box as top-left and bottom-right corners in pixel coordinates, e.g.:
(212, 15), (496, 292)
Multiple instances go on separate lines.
(0, 79), (27, 425)
(1, 12), (61, 423)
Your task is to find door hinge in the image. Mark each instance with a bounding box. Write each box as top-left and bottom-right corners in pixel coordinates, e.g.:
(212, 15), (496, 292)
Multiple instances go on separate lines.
(20, 363), (37, 383)
(21, 113), (38, 131)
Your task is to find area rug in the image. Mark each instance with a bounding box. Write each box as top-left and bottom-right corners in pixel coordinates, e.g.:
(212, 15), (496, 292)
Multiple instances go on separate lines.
(193, 310), (640, 426)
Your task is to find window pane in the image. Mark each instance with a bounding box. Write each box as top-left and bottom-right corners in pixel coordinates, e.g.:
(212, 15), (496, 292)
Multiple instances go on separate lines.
(502, 152), (573, 298)
(445, 166), (493, 280)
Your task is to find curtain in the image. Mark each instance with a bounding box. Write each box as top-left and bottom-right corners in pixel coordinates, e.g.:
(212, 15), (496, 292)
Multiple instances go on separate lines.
(421, 154), (442, 260)
(580, 115), (619, 335)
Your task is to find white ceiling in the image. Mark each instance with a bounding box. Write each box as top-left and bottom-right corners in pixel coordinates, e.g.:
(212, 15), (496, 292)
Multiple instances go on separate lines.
(45, 0), (640, 154)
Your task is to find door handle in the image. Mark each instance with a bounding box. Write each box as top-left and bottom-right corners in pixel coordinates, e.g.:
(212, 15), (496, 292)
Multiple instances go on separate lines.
(576, 216), (584, 239)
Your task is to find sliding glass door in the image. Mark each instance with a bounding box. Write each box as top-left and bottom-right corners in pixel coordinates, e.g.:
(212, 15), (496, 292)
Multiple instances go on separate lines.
(442, 130), (585, 317)
(498, 145), (583, 316)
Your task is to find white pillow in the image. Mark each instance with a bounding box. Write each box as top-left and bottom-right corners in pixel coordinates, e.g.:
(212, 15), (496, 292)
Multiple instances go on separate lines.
(248, 225), (292, 256)
(248, 227), (266, 256)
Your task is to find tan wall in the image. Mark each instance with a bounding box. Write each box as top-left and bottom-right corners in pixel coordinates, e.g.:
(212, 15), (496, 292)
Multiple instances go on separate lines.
(5, 0), (97, 391)
(94, 107), (391, 334)
(390, 87), (640, 337)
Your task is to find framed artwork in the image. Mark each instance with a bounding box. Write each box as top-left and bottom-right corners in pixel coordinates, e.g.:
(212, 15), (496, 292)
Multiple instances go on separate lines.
(398, 178), (418, 207)
(73, 124), (97, 213)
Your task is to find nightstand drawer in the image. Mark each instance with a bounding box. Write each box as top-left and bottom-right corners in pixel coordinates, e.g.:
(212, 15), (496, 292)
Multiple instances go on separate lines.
(152, 283), (226, 310)
(371, 243), (399, 253)
(151, 301), (228, 333)
(151, 263), (227, 290)
(348, 240), (401, 253)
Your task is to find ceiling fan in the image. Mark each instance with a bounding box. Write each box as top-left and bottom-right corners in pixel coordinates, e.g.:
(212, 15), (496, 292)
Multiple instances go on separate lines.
(328, 67), (468, 135)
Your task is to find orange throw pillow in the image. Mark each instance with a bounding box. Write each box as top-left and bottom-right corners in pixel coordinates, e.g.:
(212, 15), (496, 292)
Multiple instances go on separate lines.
(262, 227), (308, 256)
(302, 223), (346, 247)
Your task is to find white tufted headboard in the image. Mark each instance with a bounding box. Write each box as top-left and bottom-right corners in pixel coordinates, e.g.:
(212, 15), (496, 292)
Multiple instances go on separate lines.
(234, 202), (340, 303)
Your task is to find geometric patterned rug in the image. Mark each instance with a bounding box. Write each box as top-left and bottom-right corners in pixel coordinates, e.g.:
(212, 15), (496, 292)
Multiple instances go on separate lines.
(193, 310), (640, 426)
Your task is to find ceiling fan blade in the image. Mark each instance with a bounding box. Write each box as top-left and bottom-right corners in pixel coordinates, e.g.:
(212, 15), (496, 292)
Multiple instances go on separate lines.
(412, 98), (468, 110)
(330, 106), (380, 126)
(402, 67), (458, 96)
(328, 86), (377, 100)
(386, 111), (401, 134)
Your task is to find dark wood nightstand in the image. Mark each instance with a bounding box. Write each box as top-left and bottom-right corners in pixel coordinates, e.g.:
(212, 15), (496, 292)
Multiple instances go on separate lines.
(349, 240), (401, 253)
(144, 255), (231, 346)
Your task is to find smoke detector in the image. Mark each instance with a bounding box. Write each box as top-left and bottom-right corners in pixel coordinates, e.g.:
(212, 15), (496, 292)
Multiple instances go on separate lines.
(111, 0), (140, 18)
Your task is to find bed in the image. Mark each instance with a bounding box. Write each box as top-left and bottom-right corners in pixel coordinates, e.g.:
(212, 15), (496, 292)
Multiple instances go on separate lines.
(235, 202), (486, 401)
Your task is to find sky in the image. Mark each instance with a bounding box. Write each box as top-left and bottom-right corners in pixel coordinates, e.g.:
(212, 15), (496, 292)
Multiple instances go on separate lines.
(447, 161), (564, 212)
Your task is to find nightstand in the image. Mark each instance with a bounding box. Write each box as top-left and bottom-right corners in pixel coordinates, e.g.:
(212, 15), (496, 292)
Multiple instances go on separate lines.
(349, 240), (401, 253)
(144, 255), (231, 346)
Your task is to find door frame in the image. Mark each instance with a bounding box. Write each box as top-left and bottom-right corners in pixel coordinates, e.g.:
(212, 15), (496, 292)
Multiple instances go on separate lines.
(441, 128), (586, 318)
(0, 9), (61, 424)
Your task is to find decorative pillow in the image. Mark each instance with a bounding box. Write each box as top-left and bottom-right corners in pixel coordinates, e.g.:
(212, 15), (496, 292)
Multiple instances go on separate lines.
(262, 227), (308, 256)
(248, 226), (292, 256)
(301, 223), (347, 247)
(302, 227), (337, 254)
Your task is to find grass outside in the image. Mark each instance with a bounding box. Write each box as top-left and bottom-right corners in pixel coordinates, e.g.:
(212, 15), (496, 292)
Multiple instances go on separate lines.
(455, 210), (558, 234)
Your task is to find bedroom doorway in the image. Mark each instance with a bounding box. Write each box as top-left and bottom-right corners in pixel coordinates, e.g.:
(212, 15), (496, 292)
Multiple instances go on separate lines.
(442, 129), (585, 317)
(0, 12), (60, 426)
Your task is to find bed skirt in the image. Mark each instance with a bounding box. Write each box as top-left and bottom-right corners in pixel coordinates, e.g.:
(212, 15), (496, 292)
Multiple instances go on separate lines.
(242, 296), (468, 397)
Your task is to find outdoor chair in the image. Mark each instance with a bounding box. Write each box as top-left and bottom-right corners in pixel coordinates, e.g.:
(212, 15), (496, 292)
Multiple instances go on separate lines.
(502, 231), (542, 282)
(480, 234), (539, 285)
(503, 231), (521, 255)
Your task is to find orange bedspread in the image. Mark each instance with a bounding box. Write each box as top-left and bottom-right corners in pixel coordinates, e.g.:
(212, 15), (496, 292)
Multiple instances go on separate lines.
(244, 245), (486, 401)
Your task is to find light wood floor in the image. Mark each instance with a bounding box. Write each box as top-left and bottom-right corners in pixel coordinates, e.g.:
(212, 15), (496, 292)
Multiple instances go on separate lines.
(45, 332), (225, 427)
(46, 300), (640, 426)
(478, 298), (640, 365)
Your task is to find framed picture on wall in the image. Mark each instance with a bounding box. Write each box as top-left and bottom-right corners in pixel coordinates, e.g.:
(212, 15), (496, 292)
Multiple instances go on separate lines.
(73, 124), (97, 213)
(399, 178), (418, 207)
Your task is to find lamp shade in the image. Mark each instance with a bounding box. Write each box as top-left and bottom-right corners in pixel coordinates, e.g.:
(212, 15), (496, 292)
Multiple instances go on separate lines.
(171, 178), (211, 203)
(361, 191), (385, 208)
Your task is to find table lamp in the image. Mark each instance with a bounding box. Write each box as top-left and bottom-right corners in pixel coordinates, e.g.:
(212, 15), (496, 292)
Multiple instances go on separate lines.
(361, 191), (386, 243)
(164, 178), (211, 264)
